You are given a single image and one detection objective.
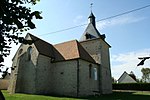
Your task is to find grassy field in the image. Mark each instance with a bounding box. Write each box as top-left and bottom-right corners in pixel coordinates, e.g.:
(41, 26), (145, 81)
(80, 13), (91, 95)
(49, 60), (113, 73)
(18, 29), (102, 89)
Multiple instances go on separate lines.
(2, 90), (150, 100)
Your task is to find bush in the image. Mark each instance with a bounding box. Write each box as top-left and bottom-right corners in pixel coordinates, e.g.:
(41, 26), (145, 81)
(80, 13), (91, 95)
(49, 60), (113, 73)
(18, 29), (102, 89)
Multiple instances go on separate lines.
(113, 83), (150, 91)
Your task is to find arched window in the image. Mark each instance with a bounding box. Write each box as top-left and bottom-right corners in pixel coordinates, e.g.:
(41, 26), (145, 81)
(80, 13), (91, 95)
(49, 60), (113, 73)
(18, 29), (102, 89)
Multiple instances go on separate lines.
(27, 46), (32, 60)
(18, 49), (23, 55)
(89, 64), (92, 78)
(85, 33), (92, 39)
(93, 68), (98, 80)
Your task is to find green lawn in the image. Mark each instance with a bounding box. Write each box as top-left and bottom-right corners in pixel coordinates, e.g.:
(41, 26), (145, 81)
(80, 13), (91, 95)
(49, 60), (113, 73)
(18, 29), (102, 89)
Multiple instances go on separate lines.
(2, 90), (150, 100)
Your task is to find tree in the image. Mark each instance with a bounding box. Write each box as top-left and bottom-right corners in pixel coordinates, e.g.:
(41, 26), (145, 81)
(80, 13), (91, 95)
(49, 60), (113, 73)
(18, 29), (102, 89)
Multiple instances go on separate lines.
(0, 91), (5, 100)
(0, 0), (42, 69)
(0, 0), (42, 99)
(141, 68), (150, 83)
(112, 77), (117, 83)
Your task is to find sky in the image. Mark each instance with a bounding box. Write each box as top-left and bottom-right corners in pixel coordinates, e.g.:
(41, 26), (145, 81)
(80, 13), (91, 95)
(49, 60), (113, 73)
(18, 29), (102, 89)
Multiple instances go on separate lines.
(1, 0), (150, 80)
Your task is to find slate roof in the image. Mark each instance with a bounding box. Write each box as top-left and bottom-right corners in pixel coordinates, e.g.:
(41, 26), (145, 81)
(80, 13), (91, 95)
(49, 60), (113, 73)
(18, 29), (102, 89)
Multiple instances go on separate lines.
(80, 23), (101, 41)
(29, 34), (55, 58)
(88, 12), (95, 19)
(79, 12), (105, 41)
(28, 34), (96, 63)
(118, 71), (137, 83)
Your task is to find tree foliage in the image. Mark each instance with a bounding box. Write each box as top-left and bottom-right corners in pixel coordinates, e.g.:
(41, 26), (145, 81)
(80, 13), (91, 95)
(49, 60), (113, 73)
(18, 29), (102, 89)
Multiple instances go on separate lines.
(0, 0), (42, 79)
(141, 68), (150, 83)
(0, 0), (42, 64)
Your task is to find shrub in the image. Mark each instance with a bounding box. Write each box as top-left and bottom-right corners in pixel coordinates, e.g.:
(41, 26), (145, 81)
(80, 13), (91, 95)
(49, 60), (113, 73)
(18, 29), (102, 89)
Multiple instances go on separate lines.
(113, 83), (150, 91)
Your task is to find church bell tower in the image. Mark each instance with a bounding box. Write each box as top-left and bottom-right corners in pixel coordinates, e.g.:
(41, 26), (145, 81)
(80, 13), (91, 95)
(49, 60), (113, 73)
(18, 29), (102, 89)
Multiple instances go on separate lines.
(79, 12), (112, 94)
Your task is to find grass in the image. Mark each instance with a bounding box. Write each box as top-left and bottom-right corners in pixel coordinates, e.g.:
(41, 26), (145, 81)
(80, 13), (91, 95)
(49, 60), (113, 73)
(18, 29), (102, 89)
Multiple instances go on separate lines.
(2, 90), (150, 100)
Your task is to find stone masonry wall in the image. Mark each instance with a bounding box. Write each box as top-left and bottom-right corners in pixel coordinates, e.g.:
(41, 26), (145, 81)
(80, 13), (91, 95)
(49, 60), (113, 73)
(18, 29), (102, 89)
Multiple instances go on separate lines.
(50, 60), (77, 97)
(8, 35), (39, 94)
(80, 38), (112, 94)
(35, 54), (53, 94)
(78, 59), (99, 96)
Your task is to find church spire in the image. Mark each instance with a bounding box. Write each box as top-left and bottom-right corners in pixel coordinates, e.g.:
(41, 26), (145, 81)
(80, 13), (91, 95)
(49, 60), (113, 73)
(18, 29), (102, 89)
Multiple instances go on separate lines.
(88, 12), (96, 27)
(88, 3), (96, 27)
(79, 3), (106, 42)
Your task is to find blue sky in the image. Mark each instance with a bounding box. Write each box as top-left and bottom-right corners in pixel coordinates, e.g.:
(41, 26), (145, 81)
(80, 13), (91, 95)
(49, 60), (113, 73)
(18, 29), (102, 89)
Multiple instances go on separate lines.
(1, 0), (150, 79)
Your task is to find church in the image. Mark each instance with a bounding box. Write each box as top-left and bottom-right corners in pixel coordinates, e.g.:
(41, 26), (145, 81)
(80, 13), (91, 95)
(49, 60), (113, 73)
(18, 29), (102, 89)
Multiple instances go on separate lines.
(8, 12), (112, 97)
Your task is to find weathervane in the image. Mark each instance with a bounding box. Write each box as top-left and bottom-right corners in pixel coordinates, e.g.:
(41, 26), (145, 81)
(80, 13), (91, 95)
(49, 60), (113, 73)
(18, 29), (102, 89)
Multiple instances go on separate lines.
(90, 3), (93, 12)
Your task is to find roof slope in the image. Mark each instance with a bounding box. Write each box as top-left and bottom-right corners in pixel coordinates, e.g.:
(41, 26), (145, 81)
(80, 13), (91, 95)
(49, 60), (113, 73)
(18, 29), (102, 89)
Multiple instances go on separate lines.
(54, 40), (96, 63)
(79, 12), (106, 41)
(118, 71), (137, 83)
(29, 34), (55, 58)
(28, 34), (95, 63)
(80, 23), (101, 41)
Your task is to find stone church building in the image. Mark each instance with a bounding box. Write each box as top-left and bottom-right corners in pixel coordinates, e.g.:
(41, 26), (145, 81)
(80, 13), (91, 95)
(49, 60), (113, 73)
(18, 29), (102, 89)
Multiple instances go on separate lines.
(8, 12), (112, 97)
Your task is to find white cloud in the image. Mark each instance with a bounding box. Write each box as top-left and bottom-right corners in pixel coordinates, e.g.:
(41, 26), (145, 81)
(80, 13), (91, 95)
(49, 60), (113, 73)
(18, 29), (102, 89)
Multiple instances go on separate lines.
(96, 15), (146, 31)
(111, 48), (150, 80)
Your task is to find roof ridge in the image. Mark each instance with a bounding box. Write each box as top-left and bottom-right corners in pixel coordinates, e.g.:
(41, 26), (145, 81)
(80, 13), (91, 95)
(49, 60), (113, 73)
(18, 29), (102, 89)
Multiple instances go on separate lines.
(27, 33), (52, 45)
(74, 40), (81, 58)
(27, 33), (55, 58)
(76, 41), (96, 63)
(54, 39), (78, 46)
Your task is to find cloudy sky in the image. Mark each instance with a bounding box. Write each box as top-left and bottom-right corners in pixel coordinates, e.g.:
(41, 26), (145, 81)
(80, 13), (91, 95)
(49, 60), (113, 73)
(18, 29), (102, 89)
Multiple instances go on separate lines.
(1, 0), (150, 79)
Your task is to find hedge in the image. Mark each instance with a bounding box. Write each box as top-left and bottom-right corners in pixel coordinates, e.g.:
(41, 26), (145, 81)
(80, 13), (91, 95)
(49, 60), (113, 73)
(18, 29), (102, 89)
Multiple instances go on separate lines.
(113, 83), (150, 91)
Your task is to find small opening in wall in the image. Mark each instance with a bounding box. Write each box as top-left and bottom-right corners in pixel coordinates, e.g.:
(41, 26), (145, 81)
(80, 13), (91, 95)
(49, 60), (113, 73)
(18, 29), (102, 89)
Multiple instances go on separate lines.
(27, 46), (32, 60)
(85, 33), (92, 39)
(89, 64), (92, 78)
(18, 49), (23, 55)
(93, 68), (98, 80)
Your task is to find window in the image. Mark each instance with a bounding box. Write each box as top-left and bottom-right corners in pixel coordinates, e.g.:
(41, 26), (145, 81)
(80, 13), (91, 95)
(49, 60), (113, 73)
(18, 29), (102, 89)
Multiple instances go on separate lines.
(18, 49), (23, 55)
(89, 64), (92, 78)
(93, 68), (98, 80)
(89, 64), (98, 80)
(27, 46), (32, 60)
(85, 33), (92, 39)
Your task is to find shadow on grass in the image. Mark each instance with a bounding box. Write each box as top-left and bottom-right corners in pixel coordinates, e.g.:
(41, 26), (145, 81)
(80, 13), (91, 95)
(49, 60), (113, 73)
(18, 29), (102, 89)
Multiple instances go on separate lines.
(34, 91), (150, 100)
(86, 91), (150, 100)
(2, 90), (150, 100)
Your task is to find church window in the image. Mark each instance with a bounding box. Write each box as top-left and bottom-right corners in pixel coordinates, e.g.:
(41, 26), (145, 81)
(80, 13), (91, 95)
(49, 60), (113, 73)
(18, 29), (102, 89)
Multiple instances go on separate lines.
(89, 64), (98, 80)
(85, 33), (92, 39)
(18, 49), (23, 55)
(27, 46), (32, 60)
(89, 64), (92, 78)
(93, 68), (98, 80)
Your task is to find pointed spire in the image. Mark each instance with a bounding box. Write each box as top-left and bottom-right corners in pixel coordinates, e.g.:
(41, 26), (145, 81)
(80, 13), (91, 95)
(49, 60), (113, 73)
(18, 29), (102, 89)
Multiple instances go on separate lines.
(88, 12), (96, 27)
(79, 3), (106, 41)
(88, 3), (96, 27)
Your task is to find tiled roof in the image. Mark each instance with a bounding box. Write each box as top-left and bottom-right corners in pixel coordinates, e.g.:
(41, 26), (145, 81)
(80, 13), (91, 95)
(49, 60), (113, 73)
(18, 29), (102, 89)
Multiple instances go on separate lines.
(54, 40), (96, 63)
(28, 34), (95, 63)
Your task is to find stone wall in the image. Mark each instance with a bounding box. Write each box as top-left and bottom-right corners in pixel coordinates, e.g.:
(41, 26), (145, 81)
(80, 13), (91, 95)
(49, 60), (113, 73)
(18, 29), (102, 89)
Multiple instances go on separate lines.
(8, 35), (39, 94)
(35, 54), (53, 94)
(80, 38), (112, 94)
(78, 59), (99, 96)
(50, 60), (77, 97)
